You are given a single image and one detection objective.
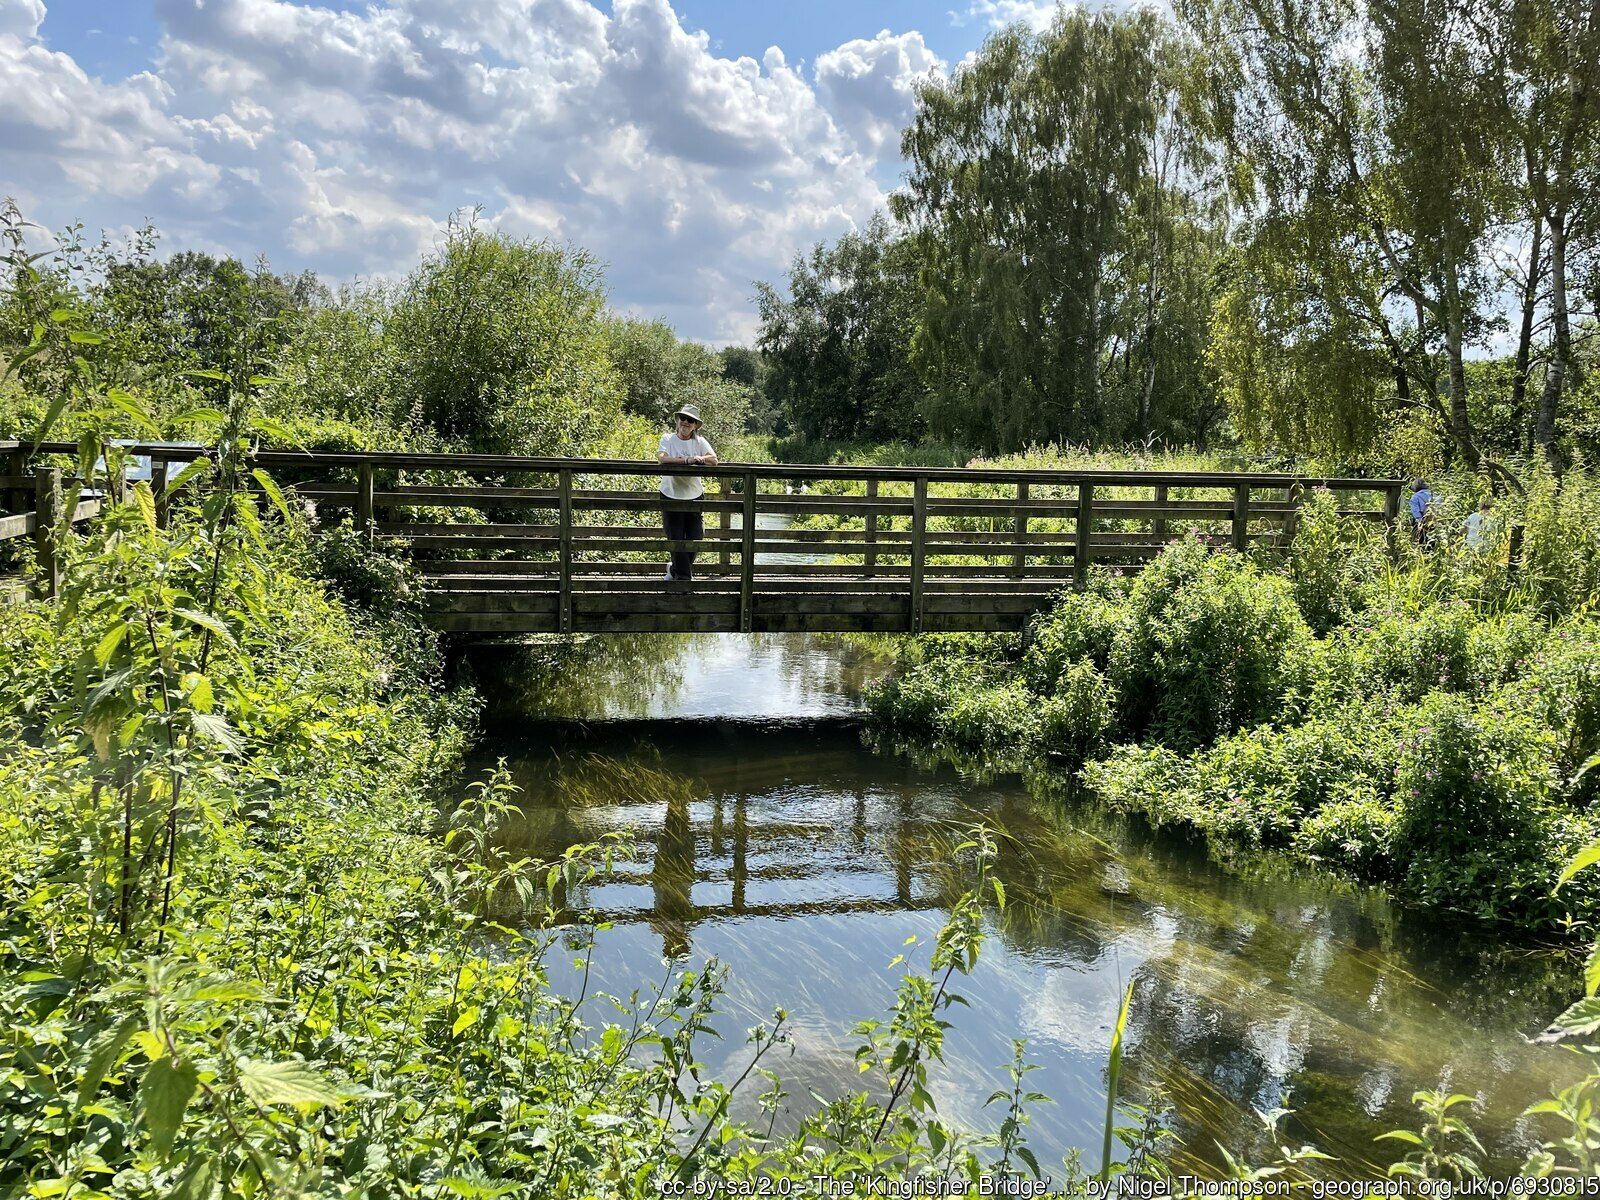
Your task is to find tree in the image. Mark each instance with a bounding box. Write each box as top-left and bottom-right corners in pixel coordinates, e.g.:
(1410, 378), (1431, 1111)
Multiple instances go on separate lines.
(600, 316), (751, 441)
(755, 213), (924, 444)
(386, 214), (622, 455)
(893, 9), (1166, 451)
(1183, 0), (1512, 475)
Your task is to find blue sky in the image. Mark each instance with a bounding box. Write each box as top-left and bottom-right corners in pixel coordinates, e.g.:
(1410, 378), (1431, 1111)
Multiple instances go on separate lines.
(4, 0), (1059, 343)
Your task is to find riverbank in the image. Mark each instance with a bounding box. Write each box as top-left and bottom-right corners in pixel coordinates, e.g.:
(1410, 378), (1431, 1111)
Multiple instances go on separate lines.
(862, 485), (1600, 937)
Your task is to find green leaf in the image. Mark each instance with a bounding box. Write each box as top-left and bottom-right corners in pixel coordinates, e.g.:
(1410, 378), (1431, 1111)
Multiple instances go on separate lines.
(452, 1005), (481, 1036)
(251, 468), (292, 522)
(191, 713), (245, 756)
(107, 388), (159, 435)
(247, 375), (286, 388)
(171, 407), (226, 426)
(168, 1156), (219, 1200)
(437, 1177), (522, 1198)
(236, 1058), (343, 1108)
(1557, 841), (1600, 889)
(1586, 943), (1600, 1000)
(67, 330), (104, 344)
(173, 608), (236, 646)
(248, 416), (302, 446)
(182, 368), (229, 382)
(1376, 1130), (1426, 1145)
(76, 1015), (141, 1111)
(93, 622), (129, 668)
(49, 307), (75, 323)
(133, 481), (158, 534)
(140, 1055), (199, 1161)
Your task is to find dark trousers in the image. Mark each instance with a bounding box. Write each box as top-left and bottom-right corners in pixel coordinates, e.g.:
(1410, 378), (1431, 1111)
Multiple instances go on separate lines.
(663, 507), (703, 579)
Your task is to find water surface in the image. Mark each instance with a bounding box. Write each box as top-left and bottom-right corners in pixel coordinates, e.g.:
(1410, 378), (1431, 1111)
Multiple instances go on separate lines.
(457, 634), (1579, 1178)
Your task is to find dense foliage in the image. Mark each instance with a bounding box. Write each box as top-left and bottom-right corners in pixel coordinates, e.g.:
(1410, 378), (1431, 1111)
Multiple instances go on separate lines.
(868, 485), (1600, 935)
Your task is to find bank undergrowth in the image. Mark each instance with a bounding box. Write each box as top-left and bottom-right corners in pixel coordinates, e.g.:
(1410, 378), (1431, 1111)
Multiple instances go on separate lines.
(865, 481), (1600, 936)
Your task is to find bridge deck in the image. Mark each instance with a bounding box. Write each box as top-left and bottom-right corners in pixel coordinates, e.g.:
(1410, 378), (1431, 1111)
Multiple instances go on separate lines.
(6, 443), (1404, 634)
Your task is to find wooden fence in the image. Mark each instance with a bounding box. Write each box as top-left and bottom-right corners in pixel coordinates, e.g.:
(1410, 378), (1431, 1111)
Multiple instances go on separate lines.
(5, 443), (1404, 633)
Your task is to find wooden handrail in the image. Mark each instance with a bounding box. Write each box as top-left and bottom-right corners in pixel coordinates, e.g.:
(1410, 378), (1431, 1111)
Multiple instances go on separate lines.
(26, 441), (1403, 491)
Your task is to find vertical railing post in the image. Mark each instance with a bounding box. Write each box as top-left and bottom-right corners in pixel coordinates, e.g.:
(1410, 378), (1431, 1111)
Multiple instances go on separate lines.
(3, 443), (24, 519)
(1012, 481), (1028, 577)
(740, 472), (756, 634)
(864, 478), (879, 576)
(558, 468), (573, 634)
(1383, 482), (1402, 560)
(1232, 483), (1250, 553)
(1282, 481), (1304, 550)
(1074, 482), (1093, 590)
(717, 478), (729, 570)
(152, 458), (171, 528)
(910, 476), (927, 633)
(357, 463), (375, 547)
(1152, 483), (1168, 545)
(34, 467), (61, 600)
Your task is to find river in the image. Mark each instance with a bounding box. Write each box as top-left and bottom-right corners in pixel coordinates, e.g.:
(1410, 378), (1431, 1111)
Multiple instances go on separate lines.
(456, 632), (1580, 1179)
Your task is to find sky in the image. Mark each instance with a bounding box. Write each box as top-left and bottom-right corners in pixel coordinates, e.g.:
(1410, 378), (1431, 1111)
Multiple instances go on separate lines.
(0, 0), (1067, 345)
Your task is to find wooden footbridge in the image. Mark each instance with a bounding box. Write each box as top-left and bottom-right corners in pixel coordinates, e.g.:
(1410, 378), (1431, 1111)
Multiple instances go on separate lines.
(4, 441), (1402, 634)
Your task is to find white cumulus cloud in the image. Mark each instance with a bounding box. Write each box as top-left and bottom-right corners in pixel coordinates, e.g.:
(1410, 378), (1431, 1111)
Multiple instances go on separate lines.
(0, 0), (959, 342)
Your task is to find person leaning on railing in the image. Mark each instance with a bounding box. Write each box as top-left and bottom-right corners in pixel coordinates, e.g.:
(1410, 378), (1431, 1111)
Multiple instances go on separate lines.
(657, 404), (717, 581)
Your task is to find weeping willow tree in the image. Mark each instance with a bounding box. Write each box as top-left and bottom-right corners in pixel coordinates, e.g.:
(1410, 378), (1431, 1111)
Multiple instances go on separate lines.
(892, 8), (1170, 452)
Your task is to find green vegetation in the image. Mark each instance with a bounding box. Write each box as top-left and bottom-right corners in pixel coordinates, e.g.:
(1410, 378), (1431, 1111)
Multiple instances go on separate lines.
(867, 489), (1600, 934)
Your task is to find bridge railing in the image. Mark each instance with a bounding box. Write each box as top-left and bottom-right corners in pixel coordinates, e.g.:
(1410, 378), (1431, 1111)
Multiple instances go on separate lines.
(11, 444), (1403, 630)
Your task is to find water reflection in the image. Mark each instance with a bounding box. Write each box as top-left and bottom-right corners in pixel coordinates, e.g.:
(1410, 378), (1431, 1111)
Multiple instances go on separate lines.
(462, 635), (1581, 1178)
(456, 633), (891, 721)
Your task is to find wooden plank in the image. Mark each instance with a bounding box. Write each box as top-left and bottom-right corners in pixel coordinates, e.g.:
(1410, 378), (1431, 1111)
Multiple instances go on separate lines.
(357, 464), (374, 547)
(1383, 483), (1402, 559)
(740, 473), (756, 633)
(922, 593), (1056, 614)
(0, 511), (36, 540)
(865, 479), (879, 575)
(558, 468), (573, 634)
(755, 593), (909, 616)
(1012, 483), (1028, 576)
(911, 476), (927, 633)
(753, 612), (913, 634)
(423, 593), (559, 614)
(379, 522), (559, 538)
(1074, 483), (1093, 591)
(1232, 483), (1250, 552)
(573, 613), (739, 634)
(428, 612), (561, 634)
(35, 468), (61, 599)
(574, 592), (740, 615)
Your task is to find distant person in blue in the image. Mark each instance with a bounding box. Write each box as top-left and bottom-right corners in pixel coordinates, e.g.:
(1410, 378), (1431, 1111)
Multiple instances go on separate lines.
(657, 404), (717, 581)
(1409, 478), (1435, 549)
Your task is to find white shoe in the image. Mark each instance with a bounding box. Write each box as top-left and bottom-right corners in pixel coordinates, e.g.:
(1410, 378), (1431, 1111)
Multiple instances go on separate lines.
(664, 570), (674, 580)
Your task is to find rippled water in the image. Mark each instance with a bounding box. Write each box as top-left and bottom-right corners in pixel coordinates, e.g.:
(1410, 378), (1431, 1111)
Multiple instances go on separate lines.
(455, 633), (1580, 1177)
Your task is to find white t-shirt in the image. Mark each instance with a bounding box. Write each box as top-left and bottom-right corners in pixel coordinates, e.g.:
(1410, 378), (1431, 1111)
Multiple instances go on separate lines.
(658, 431), (714, 500)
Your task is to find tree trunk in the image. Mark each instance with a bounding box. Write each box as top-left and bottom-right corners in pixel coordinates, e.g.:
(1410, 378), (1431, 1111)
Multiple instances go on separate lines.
(1536, 212), (1569, 475)
(1512, 213), (1543, 456)
(1442, 265), (1481, 470)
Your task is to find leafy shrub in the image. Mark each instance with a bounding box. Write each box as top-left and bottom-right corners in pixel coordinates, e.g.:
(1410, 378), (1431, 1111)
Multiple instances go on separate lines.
(1523, 464), (1600, 616)
(1292, 791), (1401, 878)
(1021, 578), (1126, 690)
(306, 520), (422, 615)
(1284, 489), (1388, 632)
(1034, 662), (1117, 763)
(1106, 538), (1315, 748)
(1311, 604), (1546, 707)
(1497, 621), (1600, 804)
(1393, 695), (1567, 923)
